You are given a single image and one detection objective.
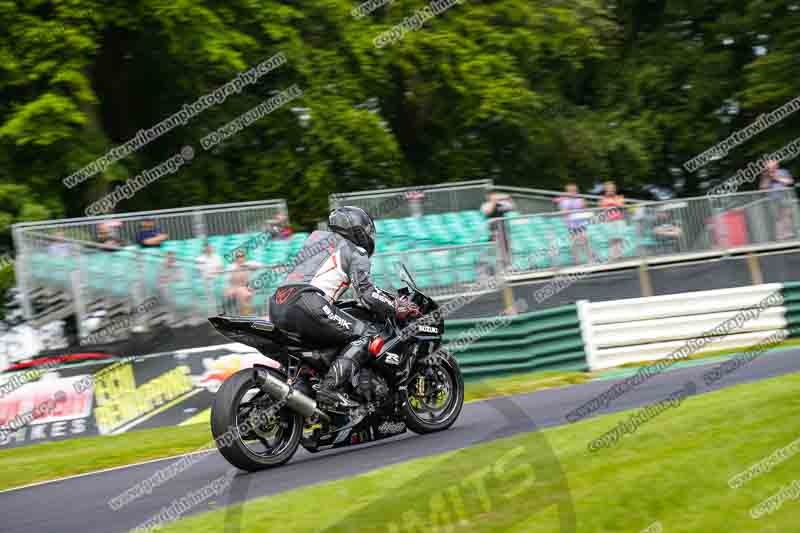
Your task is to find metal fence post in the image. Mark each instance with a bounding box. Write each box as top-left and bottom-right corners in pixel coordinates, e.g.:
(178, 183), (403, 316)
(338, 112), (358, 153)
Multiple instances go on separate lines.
(70, 242), (89, 343)
(11, 226), (34, 321)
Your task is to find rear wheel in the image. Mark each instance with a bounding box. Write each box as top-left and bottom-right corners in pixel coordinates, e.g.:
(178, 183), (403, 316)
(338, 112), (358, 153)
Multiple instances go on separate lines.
(211, 369), (302, 471)
(401, 351), (464, 434)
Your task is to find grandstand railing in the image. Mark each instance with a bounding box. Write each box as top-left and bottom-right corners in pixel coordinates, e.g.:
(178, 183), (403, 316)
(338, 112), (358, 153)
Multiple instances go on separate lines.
(12, 200), (287, 322)
(330, 180), (645, 221)
(489, 188), (800, 276)
(492, 184), (641, 215)
(330, 180), (492, 219)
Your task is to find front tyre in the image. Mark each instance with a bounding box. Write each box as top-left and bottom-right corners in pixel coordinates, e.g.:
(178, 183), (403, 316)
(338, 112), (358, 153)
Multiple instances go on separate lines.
(402, 351), (464, 434)
(211, 369), (302, 471)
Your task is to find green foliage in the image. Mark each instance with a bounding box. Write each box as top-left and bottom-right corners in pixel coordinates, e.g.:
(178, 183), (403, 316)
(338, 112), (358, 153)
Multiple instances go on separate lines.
(1, 0), (797, 234)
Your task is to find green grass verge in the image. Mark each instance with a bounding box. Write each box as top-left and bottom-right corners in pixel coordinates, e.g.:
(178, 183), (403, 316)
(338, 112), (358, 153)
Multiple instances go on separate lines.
(0, 369), (589, 492)
(157, 371), (800, 533)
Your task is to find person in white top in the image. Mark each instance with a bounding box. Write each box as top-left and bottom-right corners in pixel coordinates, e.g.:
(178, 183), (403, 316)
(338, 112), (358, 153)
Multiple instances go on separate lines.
(196, 242), (223, 279)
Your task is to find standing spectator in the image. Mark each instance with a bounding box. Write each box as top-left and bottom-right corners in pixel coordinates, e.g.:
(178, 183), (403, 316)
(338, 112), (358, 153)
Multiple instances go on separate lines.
(136, 219), (169, 248)
(481, 192), (515, 270)
(760, 160), (796, 240)
(653, 209), (683, 254)
(599, 181), (627, 260)
(158, 251), (183, 322)
(406, 190), (426, 218)
(48, 231), (71, 258)
(224, 251), (263, 315)
(196, 242), (223, 279)
(555, 183), (593, 265)
(96, 222), (122, 251)
(197, 242), (223, 315)
(265, 213), (293, 240)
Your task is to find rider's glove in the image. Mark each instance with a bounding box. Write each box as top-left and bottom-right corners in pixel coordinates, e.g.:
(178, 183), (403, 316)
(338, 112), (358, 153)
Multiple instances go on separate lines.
(395, 296), (422, 321)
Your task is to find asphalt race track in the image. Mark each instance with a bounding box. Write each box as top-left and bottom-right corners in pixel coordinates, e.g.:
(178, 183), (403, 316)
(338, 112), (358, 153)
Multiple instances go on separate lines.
(4, 347), (800, 533)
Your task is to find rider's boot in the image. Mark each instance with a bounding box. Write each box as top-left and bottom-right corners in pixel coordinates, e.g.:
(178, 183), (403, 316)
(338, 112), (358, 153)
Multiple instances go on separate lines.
(315, 337), (369, 409)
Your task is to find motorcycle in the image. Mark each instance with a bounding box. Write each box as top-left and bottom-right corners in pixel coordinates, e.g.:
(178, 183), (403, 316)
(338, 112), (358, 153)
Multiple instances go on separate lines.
(207, 265), (464, 471)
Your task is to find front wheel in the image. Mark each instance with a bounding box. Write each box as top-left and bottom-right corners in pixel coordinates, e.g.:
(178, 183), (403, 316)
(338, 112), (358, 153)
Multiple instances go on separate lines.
(401, 351), (464, 434)
(211, 369), (302, 471)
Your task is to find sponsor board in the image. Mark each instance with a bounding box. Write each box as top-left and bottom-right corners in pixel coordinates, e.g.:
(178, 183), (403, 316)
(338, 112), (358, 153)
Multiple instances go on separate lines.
(0, 343), (282, 448)
(0, 374), (94, 446)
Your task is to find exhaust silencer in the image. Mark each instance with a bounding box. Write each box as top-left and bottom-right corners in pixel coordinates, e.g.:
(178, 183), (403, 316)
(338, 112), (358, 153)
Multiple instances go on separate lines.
(254, 368), (331, 424)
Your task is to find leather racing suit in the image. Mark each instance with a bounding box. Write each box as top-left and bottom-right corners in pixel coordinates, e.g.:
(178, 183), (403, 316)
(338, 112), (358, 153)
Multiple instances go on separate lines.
(268, 230), (396, 405)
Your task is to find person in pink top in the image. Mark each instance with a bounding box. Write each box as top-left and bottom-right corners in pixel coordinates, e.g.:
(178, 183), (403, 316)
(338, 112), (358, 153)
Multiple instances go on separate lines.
(598, 181), (627, 260)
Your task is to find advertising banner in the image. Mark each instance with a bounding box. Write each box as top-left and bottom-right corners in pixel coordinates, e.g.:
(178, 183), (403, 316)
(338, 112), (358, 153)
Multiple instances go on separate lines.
(0, 344), (279, 448)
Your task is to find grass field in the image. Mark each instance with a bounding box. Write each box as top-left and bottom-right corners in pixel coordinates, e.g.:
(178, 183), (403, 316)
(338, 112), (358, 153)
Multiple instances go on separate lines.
(151, 371), (800, 533)
(0, 369), (589, 492)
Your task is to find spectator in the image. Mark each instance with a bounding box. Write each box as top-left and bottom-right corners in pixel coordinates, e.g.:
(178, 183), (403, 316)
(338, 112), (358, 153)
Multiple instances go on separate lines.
(136, 219), (168, 248)
(481, 192), (515, 270)
(96, 223), (122, 251)
(265, 213), (293, 240)
(406, 190), (426, 218)
(48, 231), (71, 258)
(598, 181), (627, 260)
(196, 242), (223, 279)
(158, 251), (183, 321)
(224, 251), (262, 315)
(555, 183), (593, 265)
(760, 160), (796, 240)
(653, 209), (683, 254)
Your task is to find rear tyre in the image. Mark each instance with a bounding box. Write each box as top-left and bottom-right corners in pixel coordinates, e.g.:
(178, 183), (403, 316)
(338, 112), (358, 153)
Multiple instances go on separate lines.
(402, 351), (464, 434)
(211, 369), (302, 471)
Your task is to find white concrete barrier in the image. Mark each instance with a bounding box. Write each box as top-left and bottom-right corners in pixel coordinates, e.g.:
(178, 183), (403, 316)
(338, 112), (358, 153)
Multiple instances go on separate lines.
(587, 283), (783, 325)
(579, 284), (787, 371)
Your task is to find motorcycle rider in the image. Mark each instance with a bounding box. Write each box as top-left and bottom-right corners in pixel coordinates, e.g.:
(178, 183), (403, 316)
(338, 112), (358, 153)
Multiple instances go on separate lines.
(269, 206), (421, 408)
